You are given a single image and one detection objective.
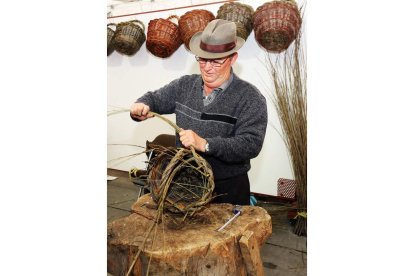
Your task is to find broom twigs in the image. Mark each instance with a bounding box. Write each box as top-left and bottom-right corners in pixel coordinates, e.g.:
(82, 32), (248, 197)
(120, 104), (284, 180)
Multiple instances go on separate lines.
(267, 18), (307, 236)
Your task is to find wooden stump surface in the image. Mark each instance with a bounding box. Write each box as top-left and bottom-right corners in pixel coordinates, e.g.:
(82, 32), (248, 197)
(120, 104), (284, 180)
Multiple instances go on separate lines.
(108, 194), (272, 276)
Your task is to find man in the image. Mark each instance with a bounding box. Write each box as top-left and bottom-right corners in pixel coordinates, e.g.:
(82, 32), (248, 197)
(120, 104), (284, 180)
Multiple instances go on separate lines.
(130, 19), (267, 205)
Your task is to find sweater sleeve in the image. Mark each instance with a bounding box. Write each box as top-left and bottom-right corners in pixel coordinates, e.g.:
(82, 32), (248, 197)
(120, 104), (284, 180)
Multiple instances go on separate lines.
(206, 92), (268, 163)
(134, 77), (182, 115)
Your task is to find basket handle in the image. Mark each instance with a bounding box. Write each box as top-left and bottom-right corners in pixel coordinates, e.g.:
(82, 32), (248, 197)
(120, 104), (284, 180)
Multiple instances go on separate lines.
(166, 15), (180, 21)
(130, 19), (146, 32)
(166, 15), (180, 25)
(107, 23), (116, 29)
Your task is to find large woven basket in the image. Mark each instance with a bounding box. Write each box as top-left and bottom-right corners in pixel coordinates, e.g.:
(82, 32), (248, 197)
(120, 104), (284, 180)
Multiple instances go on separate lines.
(107, 23), (117, 56)
(216, 2), (254, 41)
(112, 20), (146, 56)
(147, 145), (214, 214)
(178, 9), (215, 50)
(146, 15), (183, 58)
(253, 0), (301, 53)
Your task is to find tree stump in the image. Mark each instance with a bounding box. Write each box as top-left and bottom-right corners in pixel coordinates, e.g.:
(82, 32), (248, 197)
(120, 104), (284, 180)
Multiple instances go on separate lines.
(107, 194), (272, 276)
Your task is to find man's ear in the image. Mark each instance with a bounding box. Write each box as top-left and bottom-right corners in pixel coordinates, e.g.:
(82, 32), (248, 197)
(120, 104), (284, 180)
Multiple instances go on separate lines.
(230, 52), (238, 65)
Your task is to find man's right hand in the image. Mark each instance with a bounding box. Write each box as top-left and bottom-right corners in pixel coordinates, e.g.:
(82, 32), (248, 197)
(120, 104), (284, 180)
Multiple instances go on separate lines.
(130, 102), (153, 121)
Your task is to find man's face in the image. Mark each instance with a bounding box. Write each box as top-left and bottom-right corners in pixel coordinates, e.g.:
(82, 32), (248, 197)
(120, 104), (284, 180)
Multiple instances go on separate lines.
(198, 53), (237, 88)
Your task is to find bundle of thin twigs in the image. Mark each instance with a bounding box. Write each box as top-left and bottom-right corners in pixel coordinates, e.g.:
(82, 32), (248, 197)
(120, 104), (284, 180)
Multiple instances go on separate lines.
(267, 11), (307, 236)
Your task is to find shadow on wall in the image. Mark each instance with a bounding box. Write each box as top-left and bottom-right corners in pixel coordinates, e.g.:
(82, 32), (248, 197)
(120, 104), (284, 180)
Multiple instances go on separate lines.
(130, 45), (151, 66)
(162, 46), (190, 71)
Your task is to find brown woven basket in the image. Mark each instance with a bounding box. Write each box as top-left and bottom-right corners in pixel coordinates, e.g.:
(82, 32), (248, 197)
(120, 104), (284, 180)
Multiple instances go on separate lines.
(112, 20), (146, 56)
(253, 0), (301, 53)
(216, 2), (254, 41)
(107, 23), (117, 56)
(178, 9), (215, 50)
(146, 15), (183, 58)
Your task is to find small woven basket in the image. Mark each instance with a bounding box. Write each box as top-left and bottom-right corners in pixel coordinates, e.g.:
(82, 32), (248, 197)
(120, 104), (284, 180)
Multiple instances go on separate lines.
(146, 15), (183, 58)
(107, 23), (117, 56)
(178, 9), (215, 50)
(112, 20), (146, 56)
(253, 0), (301, 53)
(216, 2), (254, 41)
(147, 145), (214, 214)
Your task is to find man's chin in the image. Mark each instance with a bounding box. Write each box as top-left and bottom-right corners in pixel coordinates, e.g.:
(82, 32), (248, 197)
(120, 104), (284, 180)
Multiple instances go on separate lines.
(202, 76), (216, 84)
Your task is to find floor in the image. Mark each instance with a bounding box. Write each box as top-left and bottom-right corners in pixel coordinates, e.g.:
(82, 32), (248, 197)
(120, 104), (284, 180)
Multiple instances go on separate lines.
(107, 170), (307, 276)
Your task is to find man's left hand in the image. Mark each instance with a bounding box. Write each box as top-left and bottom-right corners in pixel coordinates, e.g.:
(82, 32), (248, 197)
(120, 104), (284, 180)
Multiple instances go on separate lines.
(179, 129), (208, 152)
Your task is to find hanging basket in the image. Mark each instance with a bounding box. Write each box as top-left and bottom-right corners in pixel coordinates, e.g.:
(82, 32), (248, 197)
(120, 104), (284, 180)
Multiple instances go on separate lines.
(107, 23), (117, 56)
(147, 145), (214, 214)
(216, 2), (254, 41)
(253, 0), (301, 53)
(178, 9), (215, 50)
(112, 20), (146, 56)
(146, 15), (183, 58)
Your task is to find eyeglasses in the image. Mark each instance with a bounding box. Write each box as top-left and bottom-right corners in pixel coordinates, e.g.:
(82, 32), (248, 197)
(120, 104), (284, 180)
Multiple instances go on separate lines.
(195, 55), (231, 68)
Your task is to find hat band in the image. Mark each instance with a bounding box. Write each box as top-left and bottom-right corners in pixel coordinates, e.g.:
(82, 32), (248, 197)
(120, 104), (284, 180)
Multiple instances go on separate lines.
(200, 41), (236, 53)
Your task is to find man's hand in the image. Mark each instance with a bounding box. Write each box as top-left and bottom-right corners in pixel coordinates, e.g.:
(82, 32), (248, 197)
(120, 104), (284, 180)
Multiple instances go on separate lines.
(179, 129), (208, 152)
(130, 103), (153, 121)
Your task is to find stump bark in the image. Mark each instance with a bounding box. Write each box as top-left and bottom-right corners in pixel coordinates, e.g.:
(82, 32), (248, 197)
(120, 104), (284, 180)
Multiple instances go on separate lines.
(108, 194), (272, 276)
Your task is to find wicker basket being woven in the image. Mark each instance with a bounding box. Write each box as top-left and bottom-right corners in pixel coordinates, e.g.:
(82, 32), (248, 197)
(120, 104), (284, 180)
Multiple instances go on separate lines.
(253, 0), (301, 53)
(146, 15), (183, 58)
(147, 145), (214, 214)
(178, 9), (215, 50)
(107, 23), (117, 56)
(113, 20), (146, 56)
(216, 2), (254, 41)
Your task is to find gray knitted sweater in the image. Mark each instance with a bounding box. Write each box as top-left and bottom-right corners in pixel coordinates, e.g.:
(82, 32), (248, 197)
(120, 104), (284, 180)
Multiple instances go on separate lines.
(135, 73), (268, 180)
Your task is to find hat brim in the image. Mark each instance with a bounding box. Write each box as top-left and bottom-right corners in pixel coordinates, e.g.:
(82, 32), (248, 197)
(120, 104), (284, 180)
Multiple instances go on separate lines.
(189, 31), (245, 59)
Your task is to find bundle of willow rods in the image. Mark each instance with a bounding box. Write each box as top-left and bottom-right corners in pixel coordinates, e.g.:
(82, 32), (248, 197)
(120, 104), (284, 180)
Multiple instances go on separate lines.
(267, 10), (307, 236)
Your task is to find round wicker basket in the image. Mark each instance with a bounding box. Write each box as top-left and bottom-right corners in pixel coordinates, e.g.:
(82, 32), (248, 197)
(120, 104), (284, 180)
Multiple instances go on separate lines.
(216, 2), (254, 41)
(146, 15), (183, 58)
(107, 23), (117, 56)
(253, 0), (301, 53)
(113, 20), (146, 56)
(178, 9), (215, 50)
(147, 146), (214, 214)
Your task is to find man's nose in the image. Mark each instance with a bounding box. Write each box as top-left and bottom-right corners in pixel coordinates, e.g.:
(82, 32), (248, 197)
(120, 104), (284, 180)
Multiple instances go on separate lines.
(204, 60), (214, 69)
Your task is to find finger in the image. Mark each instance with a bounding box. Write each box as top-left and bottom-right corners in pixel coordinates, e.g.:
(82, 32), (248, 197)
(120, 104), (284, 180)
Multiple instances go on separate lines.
(130, 105), (139, 116)
(134, 106), (143, 116)
(142, 105), (149, 116)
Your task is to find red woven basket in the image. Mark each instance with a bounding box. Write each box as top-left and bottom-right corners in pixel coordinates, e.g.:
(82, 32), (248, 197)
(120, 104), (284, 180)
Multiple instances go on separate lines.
(146, 15), (183, 58)
(178, 9), (215, 50)
(113, 20), (146, 56)
(253, 0), (301, 53)
(216, 2), (254, 41)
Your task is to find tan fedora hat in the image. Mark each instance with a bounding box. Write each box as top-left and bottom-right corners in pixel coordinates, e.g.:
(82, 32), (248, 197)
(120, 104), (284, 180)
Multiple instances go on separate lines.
(189, 19), (245, 59)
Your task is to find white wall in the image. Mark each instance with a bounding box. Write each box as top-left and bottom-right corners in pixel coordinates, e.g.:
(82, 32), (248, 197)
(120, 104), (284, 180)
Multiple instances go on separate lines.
(107, 0), (305, 196)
